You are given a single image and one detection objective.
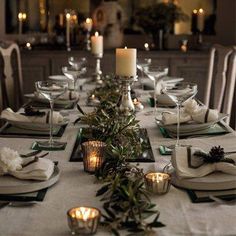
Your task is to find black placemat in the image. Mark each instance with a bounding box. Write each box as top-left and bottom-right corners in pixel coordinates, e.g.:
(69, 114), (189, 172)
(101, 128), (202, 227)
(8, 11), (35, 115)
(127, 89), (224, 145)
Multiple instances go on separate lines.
(26, 100), (77, 110)
(0, 123), (67, 138)
(186, 189), (236, 203)
(159, 122), (231, 139)
(0, 188), (48, 202)
(69, 128), (155, 162)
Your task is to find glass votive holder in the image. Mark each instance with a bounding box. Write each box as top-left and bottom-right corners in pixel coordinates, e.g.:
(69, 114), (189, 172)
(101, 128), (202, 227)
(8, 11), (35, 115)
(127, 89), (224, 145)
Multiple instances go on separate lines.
(144, 172), (171, 194)
(67, 206), (101, 235)
(82, 141), (106, 173)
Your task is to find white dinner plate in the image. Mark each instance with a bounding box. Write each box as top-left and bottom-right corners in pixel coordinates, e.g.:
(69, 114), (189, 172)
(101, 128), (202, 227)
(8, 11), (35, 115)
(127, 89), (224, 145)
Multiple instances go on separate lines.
(24, 93), (78, 105)
(2, 117), (69, 131)
(171, 171), (236, 190)
(48, 75), (68, 81)
(0, 165), (60, 194)
(157, 113), (228, 134)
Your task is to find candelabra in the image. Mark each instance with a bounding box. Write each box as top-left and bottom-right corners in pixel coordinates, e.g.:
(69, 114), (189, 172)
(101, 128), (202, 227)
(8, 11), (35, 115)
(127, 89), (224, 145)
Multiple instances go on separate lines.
(93, 53), (103, 83)
(119, 76), (137, 115)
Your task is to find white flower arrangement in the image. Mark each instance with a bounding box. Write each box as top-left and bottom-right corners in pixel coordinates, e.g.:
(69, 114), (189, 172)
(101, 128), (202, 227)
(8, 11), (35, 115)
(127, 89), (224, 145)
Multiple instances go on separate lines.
(183, 99), (200, 115)
(0, 147), (22, 175)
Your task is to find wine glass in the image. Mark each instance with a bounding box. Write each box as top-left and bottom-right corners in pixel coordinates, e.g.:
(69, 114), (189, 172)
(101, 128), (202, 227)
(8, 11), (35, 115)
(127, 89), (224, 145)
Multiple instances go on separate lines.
(145, 66), (169, 115)
(35, 80), (68, 149)
(162, 82), (198, 147)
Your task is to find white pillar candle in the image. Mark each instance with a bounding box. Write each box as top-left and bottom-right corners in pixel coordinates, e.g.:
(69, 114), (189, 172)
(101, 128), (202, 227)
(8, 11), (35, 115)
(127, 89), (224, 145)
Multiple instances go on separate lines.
(91, 32), (103, 55)
(18, 12), (26, 34)
(116, 47), (137, 77)
(84, 18), (93, 31)
(66, 13), (71, 48)
(197, 8), (205, 32)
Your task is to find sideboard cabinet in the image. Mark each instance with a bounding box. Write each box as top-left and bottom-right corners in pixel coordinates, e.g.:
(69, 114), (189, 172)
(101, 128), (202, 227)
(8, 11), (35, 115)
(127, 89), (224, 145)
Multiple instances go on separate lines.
(21, 50), (209, 101)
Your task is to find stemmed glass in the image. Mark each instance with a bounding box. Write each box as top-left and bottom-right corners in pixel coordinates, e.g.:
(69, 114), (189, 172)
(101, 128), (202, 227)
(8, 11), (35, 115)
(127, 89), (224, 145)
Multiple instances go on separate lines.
(162, 82), (198, 147)
(62, 65), (87, 92)
(35, 80), (68, 149)
(137, 58), (152, 88)
(145, 66), (169, 115)
(68, 57), (87, 70)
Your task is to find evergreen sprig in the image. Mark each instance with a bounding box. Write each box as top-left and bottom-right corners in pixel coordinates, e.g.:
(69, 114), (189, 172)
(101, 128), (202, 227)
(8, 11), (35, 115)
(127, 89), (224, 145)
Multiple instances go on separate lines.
(78, 74), (165, 234)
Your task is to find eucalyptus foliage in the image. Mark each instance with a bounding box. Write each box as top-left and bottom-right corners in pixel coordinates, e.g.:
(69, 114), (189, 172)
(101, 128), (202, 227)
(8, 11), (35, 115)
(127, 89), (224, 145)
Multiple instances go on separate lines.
(78, 75), (165, 234)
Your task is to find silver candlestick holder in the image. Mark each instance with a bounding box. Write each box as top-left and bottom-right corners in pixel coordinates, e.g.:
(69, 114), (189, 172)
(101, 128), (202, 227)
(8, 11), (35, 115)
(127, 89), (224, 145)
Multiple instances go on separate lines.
(85, 31), (91, 51)
(118, 76), (137, 115)
(93, 53), (103, 84)
(198, 32), (203, 44)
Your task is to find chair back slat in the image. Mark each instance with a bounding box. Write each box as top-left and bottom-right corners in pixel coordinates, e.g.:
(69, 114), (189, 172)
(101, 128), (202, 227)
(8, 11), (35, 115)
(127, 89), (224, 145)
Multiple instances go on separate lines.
(204, 44), (235, 126)
(0, 43), (23, 111)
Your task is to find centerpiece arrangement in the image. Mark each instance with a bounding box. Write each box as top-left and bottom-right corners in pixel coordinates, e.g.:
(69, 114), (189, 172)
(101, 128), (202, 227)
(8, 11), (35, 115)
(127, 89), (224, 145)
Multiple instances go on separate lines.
(73, 48), (166, 234)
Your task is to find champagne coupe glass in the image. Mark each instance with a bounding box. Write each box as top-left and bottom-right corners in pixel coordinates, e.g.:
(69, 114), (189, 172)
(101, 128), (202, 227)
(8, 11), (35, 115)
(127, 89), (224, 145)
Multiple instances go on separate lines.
(145, 66), (169, 115)
(62, 66), (87, 92)
(68, 57), (87, 70)
(35, 80), (68, 149)
(162, 82), (198, 147)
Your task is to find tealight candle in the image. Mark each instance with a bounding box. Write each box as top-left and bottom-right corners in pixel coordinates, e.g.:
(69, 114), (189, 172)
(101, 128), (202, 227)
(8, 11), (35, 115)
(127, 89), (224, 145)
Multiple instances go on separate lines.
(88, 94), (100, 106)
(116, 47), (137, 77)
(82, 141), (106, 173)
(144, 43), (150, 51)
(84, 18), (93, 31)
(144, 172), (171, 194)
(25, 42), (32, 50)
(180, 39), (188, 52)
(91, 32), (103, 56)
(133, 98), (144, 111)
(67, 206), (100, 235)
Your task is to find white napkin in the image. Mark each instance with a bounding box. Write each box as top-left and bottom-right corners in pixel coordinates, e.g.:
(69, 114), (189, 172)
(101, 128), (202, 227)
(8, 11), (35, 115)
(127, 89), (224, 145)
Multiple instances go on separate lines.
(161, 110), (191, 125)
(35, 90), (79, 101)
(172, 146), (236, 179)
(161, 99), (219, 125)
(0, 147), (54, 181)
(1, 108), (64, 124)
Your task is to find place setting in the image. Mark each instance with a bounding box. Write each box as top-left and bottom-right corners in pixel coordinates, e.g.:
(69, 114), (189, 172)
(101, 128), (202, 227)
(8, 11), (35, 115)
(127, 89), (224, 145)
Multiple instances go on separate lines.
(0, 147), (60, 208)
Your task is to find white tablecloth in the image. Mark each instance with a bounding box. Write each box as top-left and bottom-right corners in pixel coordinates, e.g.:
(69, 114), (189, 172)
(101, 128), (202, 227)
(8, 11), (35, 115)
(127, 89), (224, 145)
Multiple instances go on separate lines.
(0, 86), (235, 236)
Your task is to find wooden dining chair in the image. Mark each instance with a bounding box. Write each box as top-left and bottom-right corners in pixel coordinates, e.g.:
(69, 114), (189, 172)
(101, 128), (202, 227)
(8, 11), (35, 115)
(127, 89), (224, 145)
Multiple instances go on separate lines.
(204, 44), (236, 125)
(0, 41), (24, 111)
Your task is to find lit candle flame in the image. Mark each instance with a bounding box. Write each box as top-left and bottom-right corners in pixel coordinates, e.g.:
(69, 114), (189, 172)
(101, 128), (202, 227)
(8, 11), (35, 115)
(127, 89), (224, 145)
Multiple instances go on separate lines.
(86, 18), (92, 23)
(124, 46), (127, 49)
(198, 8), (204, 14)
(95, 31), (99, 37)
(18, 12), (26, 20)
(66, 13), (71, 19)
(193, 9), (198, 14)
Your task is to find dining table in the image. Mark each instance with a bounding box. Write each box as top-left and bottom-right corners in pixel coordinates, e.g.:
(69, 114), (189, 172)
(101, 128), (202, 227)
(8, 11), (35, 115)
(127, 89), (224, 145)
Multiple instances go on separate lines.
(0, 82), (236, 236)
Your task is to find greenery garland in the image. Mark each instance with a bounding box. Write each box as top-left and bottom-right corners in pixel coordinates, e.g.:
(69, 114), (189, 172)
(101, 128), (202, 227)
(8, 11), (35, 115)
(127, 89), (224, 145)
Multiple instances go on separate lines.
(78, 75), (165, 235)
